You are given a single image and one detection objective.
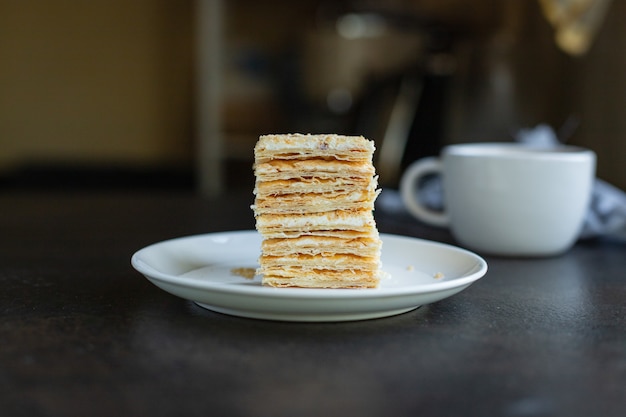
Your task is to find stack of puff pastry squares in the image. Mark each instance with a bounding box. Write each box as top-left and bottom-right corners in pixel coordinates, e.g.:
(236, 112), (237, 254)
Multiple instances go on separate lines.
(253, 133), (382, 288)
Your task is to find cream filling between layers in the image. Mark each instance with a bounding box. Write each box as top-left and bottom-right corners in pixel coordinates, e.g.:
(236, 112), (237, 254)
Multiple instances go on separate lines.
(257, 230), (375, 239)
(254, 159), (375, 176)
(259, 253), (380, 271)
(253, 190), (378, 214)
(254, 176), (378, 196)
(260, 268), (382, 288)
(261, 236), (381, 257)
(255, 210), (377, 233)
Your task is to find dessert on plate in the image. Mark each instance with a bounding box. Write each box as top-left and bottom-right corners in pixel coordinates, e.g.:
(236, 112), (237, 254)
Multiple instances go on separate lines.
(252, 133), (382, 288)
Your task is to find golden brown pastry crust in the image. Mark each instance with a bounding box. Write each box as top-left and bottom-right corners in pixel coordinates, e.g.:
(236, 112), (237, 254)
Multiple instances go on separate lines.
(252, 133), (382, 288)
(254, 133), (375, 164)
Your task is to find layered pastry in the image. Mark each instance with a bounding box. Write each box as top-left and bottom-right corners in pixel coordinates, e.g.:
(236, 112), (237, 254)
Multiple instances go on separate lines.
(252, 133), (382, 288)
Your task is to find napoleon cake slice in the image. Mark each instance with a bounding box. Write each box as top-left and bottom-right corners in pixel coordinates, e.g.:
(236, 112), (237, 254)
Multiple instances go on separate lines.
(252, 133), (382, 288)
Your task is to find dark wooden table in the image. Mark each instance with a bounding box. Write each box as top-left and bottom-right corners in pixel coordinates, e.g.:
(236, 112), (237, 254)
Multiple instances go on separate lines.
(2, 190), (625, 417)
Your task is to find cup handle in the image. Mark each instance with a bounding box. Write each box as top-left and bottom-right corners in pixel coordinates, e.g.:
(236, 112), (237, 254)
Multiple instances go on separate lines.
(399, 157), (449, 227)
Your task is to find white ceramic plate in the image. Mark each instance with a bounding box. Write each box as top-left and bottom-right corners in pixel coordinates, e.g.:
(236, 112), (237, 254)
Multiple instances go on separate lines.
(131, 231), (487, 322)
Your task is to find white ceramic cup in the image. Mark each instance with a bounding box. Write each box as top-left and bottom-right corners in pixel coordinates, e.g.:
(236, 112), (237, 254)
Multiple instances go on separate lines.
(400, 143), (596, 256)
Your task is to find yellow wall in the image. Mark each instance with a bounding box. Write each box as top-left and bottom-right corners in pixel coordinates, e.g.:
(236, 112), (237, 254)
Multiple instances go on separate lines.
(0, 0), (193, 170)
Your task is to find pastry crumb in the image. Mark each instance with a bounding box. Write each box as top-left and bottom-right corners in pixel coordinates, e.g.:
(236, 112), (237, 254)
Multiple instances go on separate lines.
(433, 272), (444, 279)
(406, 265), (414, 271)
(231, 267), (256, 279)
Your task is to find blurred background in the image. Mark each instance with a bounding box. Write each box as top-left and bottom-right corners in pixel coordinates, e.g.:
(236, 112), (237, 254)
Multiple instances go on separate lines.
(0, 0), (623, 195)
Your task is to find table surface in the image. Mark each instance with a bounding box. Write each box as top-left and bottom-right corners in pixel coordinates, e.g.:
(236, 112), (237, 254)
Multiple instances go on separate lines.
(1, 190), (625, 417)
